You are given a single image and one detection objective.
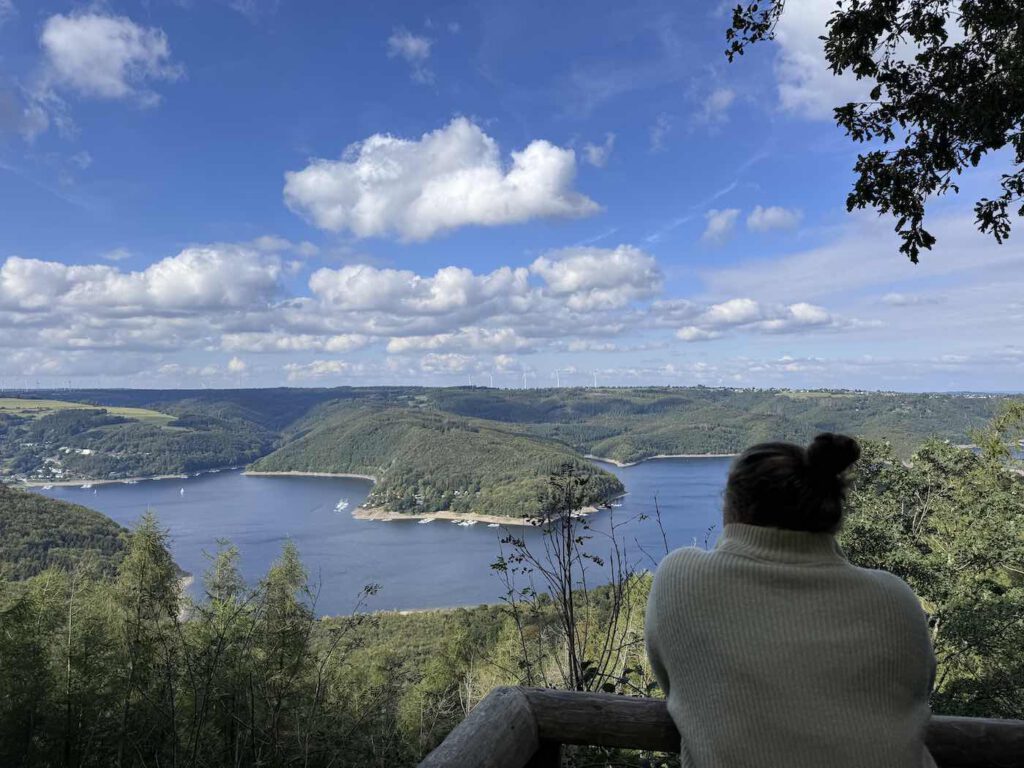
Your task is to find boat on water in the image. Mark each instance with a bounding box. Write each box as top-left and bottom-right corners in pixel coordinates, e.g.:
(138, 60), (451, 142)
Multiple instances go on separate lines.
(80, 483), (93, 489)
(457, 520), (478, 527)
(610, 502), (623, 508)
(41, 484), (53, 490)
(334, 499), (349, 512)
(487, 523), (500, 528)
(122, 479), (138, 484)
(180, 487), (185, 496)
(418, 518), (434, 524)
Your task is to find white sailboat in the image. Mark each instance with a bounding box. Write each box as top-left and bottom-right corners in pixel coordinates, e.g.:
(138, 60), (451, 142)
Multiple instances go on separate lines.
(418, 518), (434, 524)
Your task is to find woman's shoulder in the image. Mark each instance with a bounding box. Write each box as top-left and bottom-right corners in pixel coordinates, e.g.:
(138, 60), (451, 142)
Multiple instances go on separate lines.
(652, 546), (715, 584)
(658, 545), (712, 567)
(844, 564), (931, 625)
(848, 563), (921, 600)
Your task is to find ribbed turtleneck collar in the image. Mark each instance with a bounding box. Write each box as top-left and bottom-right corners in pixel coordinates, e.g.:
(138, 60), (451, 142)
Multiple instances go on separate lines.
(716, 522), (847, 565)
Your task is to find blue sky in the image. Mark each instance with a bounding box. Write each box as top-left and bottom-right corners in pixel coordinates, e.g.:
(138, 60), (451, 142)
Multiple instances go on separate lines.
(0, 0), (1021, 391)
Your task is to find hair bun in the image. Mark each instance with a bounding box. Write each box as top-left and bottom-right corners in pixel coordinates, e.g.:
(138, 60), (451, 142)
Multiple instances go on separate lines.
(806, 433), (860, 477)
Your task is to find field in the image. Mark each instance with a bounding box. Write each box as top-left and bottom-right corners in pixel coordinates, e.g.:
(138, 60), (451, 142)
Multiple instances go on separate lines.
(0, 397), (176, 426)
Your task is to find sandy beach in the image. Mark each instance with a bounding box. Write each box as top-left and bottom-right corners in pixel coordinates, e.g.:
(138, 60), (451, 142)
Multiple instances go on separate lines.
(353, 505), (544, 527)
(18, 465), (246, 488)
(586, 452), (738, 468)
(352, 494), (624, 528)
(243, 469), (378, 482)
(21, 473), (191, 488)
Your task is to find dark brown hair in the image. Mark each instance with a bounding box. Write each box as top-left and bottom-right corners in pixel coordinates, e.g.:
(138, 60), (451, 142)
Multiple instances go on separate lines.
(723, 433), (861, 533)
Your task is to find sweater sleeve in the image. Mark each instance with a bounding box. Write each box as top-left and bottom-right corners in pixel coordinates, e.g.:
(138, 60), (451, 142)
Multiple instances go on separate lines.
(645, 557), (673, 698)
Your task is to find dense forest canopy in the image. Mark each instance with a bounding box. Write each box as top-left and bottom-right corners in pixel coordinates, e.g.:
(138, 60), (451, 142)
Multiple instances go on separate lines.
(0, 483), (128, 580)
(1, 387), (1015, 517)
(0, 396), (273, 482)
(249, 404), (623, 517)
(0, 407), (1021, 766)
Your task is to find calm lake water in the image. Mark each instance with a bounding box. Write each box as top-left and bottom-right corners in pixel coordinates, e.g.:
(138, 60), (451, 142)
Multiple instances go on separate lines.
(32, 457), (730, 615)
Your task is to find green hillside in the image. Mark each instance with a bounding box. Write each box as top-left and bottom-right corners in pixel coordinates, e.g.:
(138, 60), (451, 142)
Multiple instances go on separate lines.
(0, 397), (276, 481)
(0, 482), (128, 580)
(423, 387), (1007, 462)
(250, 404), (624, 517)
(2, 387), (1016, 516)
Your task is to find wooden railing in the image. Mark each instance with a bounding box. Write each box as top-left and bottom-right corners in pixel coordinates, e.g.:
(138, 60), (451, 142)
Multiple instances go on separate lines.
(419, 687), (1024, 768)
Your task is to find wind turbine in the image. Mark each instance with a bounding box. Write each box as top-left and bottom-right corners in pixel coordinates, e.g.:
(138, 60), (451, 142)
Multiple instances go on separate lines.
(487, 372), (494, 388)
(592, 371), (598, 388)
(554, 369), (561, 387)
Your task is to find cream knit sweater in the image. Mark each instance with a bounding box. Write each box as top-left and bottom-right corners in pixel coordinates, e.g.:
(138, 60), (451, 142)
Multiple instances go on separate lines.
(645, 523), (937, 768)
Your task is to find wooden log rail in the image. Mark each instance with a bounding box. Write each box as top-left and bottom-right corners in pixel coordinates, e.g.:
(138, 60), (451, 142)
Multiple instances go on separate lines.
(419, 687), (1024, 767)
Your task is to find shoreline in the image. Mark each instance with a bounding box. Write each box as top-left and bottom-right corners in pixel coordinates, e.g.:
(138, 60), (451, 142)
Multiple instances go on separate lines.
(353, 506), (544, 527)
(22, 472), (191, 488)
(586, 452), (738, 468)
(352, 492), (624, 528)
(243, 469), (378, 482)
(18, 464), (245, 488)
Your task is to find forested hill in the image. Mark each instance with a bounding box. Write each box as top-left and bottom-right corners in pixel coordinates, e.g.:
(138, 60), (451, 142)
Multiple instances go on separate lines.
(249, 404), (624, 517)
(423, 388), (1008, 462)
(0, 482), (127, 580)
(0, 396), (275, 482)
(1, 387), (1016, 516)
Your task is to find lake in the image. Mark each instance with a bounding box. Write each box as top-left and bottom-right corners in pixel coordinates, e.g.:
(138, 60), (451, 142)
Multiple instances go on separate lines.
(32, 457), (731, 615)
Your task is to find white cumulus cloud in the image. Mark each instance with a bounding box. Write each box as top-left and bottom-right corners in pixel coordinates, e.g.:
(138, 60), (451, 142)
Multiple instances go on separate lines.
(530, 245), (662, 310)
(676, 326), (721, 342)
(698, 88), (735, 124)
(386, 327), (530, 355)
(419, 352), (476, 374)
(772, 0), (868, 119)
(40, 12), (183, 104)
(309, 263), (531, 315)
(284, 359), (355, 382)
(747, 205), (803, 232)
(221, 332), (370, 353)
(673, 297), (849, 342)
(387, 28), (433, 83)
(583, 133), (615, 167)
(701, 208), (740, 245)
(284, 117), (600, 240)
(0, 246), (279, 313)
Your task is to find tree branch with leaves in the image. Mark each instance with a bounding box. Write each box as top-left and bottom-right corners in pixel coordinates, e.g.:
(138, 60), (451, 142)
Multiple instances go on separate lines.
(727, 0), (1024, 263)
